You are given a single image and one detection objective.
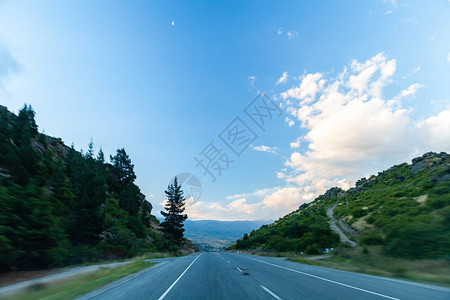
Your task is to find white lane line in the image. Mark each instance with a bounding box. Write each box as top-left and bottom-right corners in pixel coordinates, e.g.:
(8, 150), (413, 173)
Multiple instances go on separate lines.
(236, 267), (243, 273)
(260, 285), (283, 300)
(228, 261), (231, 264)
(245, 256), (399, 300)
(157, 253), (203, 300)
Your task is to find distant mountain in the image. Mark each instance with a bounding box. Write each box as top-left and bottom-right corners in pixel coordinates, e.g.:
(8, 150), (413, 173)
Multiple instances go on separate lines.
(182, 219), (272, 251)
(229, 152), (450, 259)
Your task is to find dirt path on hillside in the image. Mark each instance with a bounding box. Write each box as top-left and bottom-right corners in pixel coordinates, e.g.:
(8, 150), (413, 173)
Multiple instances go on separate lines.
(326, 201), (357, 247)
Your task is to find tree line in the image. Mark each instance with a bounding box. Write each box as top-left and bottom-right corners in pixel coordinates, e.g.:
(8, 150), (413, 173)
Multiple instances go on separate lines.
(0, 105), (189, 272)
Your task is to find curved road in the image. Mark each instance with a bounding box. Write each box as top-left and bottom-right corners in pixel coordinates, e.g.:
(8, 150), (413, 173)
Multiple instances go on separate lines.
(78, 252), (449, 300)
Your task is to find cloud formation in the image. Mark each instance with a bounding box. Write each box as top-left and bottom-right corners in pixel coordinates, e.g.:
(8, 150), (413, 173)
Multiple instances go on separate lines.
(183, 186), (306, 221)
(276, 71), (288, 85)
(287, 31), (298, 40)
(248, 75), (257, 89)
(252, 145), (277, 154)
(279, 52), (449, 198)
(185, 53), (450, 221)
(290, 137), (301, 148)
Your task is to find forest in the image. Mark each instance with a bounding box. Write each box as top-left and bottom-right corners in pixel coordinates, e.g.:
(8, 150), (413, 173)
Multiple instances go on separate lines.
(0, 105), (185, 272)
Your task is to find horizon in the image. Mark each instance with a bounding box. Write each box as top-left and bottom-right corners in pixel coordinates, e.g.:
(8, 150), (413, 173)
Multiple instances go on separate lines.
(1, 0), (449, 221)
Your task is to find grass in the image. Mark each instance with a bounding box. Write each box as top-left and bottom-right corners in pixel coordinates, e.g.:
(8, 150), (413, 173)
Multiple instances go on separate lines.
(64, 251), (184, 268)
(234, 247), (450, 287)
(3, 261), (155, 300)
(323, 246), (450, 287)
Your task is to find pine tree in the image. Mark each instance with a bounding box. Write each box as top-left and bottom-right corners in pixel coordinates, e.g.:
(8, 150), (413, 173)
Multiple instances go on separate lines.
(97, 148), (105, 163)
(161, 177), (188, 245)
(110, 148), (136, 187)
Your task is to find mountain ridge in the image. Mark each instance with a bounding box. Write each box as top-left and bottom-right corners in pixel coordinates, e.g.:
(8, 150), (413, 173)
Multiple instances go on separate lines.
(229, 151), (449, 259)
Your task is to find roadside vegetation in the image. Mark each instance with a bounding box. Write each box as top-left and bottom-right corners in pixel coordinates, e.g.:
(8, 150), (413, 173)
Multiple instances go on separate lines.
(228, 151), (450, 286)
(238, 246), (450, 287)
(226, 203), (340, 254)
(0, 105), (196, 273)
(1, 261), (155, 300)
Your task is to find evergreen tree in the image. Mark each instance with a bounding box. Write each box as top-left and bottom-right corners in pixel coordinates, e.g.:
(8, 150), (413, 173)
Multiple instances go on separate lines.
(110, 148), (136, 187)
(0, 109), (11, 166)
(97, 148), (105, 163)
(9, 104), (40, 185)
(161, 177), (188, 245)
(0, 105), (185, 269)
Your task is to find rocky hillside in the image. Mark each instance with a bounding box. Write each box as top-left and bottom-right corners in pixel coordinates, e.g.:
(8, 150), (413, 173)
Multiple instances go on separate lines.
(0, 105), (197, 272)
(229, 152), (449, 258)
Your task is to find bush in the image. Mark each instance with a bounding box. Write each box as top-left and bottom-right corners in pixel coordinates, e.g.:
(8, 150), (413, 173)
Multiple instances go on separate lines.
(361, 234), (384, 246)
(305, 244), (321, 255)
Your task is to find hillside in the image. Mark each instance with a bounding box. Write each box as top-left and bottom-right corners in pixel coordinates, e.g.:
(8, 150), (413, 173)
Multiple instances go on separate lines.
(228, 152), (450, 259)
(0, 105), (196, 272)
(183, 219), (271, 251)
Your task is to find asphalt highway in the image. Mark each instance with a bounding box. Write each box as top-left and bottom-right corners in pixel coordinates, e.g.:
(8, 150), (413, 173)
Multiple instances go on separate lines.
(78, 252), (450, 300)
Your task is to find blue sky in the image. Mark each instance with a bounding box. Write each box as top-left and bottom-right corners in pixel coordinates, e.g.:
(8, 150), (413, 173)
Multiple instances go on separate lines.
(0, 0), (449, 220)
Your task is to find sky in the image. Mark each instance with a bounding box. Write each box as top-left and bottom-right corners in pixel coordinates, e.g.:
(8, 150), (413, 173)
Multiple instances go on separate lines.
(0, 0), (449, 221)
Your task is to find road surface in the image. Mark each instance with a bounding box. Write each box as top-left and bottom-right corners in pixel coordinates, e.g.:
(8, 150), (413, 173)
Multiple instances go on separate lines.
(78, 252), (450, 300)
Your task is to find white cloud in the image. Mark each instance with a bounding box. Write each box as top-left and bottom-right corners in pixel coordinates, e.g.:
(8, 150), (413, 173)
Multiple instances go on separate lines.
(287, 31), (298, 40)
(226, 187), (278, 201)
(402, 65), (421, 79)
(285, 117), (295, 127)
(281, 72), (325, 104)
(415, 109), (450, 152)
(398, 83), (424, 97)
(248, 75), (257, 89)
(346, 53), (396, 97)
(290, 137), (301, 148)
(252, 145), (277, 154)
(276, 71), (288, 85)
(184, 186), (307, 221)
(187, 53), (449, 222)
(383, 0), (398, 6)
(412, 65), (421, 73)
(278, 52), (449, 208)
(262, 187), (305, 213)
(385, 10), (393, 15)
(182, 197), (262, 221)
(277, 28), (283, 35)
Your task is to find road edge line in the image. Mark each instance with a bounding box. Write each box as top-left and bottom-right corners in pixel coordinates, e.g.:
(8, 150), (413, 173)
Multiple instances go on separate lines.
(245, 256), (399, 300)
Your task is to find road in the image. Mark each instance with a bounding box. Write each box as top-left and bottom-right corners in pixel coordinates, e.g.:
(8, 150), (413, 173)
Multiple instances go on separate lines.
(78, 252), (450, 300)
